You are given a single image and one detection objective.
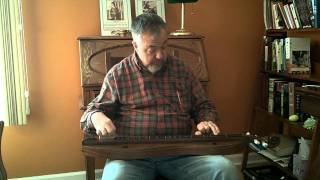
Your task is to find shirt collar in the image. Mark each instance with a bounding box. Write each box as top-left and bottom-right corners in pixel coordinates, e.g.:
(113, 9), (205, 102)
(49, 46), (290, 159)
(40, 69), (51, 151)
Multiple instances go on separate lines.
(132, 51), (169, 75)
(132, 52), (144, 71)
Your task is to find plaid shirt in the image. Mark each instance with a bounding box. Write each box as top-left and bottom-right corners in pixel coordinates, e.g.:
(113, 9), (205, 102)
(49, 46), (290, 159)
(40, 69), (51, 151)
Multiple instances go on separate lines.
(80, 53), (218, 136)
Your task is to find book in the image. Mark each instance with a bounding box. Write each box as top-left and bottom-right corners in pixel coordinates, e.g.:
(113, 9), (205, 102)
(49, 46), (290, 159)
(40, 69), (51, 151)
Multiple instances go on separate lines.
(268, 78), (280, 113)
(288, 82), (296, 116)
(285, 37), (311, 73)
(310, 0), (320, 27)
(307, 0), (315, 27)
(268, 78), (285, 113)
(290, 3), (302, 28)
(274, 81), (285, 116)
(293, 0), (313, 28)
(272, 1), (285, 29)
(277, 2), (291, 29)
(263, 36), (275, 71)
(281, 83), (289, 118)
(284, 3), (296, 29)
(264, 0), (273, 29)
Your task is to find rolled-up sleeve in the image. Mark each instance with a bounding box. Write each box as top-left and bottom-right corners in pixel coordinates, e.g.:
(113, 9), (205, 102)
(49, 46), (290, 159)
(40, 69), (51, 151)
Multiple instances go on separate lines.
(189, 72), (219, 124)
(80, 71), (119, 131)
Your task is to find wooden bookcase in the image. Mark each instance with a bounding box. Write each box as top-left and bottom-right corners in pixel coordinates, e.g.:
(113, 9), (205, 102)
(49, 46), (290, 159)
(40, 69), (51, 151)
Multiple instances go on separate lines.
(242, 2), (320, 178)
(242, 29), (320, 179)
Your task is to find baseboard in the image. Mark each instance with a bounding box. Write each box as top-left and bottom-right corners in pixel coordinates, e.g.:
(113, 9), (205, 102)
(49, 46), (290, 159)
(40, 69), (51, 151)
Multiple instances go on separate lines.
(10, 153), (266, 179)
(10, 169), (103, 180)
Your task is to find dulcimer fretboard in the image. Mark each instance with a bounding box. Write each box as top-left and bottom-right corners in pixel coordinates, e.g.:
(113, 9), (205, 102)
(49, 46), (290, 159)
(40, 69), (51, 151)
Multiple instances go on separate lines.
(82, 134), (251, 146)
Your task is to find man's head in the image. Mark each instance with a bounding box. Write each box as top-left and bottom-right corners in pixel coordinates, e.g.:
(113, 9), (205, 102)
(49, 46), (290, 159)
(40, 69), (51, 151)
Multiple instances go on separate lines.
(131, 13), (168, 74)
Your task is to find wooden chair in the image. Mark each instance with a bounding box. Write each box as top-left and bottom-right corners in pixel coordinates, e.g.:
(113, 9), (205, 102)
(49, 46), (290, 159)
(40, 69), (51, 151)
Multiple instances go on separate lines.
(0, 121), (7, 180)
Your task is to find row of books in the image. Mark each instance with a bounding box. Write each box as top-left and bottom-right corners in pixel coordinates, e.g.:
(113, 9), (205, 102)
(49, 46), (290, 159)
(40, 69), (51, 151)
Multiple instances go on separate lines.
(263, 37), (311, 73)
(267, 78), (305, 120)
(264, 0), (320, 29)
(267, 78), (320, 121)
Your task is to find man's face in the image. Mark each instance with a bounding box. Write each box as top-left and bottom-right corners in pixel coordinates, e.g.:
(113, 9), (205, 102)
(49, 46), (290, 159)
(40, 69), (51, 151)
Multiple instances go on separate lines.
(132, 28), (168, 74)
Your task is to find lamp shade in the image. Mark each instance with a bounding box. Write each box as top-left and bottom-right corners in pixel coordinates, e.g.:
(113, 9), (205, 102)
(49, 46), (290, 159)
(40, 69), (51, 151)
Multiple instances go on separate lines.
(167, 0), (198, 3)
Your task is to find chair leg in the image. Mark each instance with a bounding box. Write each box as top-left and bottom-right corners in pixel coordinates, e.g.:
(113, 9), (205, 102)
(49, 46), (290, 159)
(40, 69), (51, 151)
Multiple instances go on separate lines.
(0, 121), (7, 180)
(85, 156), (95, 180)
(241, 146), (249, 171)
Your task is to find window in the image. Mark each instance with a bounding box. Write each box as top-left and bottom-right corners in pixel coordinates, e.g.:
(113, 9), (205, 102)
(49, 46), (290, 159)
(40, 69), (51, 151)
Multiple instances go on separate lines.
(0, 0), (29, 126)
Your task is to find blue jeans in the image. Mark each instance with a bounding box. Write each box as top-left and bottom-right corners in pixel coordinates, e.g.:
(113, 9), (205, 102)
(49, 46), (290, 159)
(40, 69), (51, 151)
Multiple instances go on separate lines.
(101, 155), (240, 180)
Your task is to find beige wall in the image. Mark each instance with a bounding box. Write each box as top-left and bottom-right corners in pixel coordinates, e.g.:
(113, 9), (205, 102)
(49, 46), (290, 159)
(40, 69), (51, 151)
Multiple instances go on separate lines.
(2, 0), (264, 178)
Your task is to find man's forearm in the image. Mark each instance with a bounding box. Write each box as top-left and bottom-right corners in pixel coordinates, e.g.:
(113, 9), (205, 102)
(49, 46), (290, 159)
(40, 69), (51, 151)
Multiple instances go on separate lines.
(80, 110), (101, 130)
(197, 101), (219, 123)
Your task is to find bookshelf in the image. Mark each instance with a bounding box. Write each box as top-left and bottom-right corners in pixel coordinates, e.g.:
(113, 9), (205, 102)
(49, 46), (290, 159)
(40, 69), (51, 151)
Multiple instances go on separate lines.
(242, 0), (320, 179)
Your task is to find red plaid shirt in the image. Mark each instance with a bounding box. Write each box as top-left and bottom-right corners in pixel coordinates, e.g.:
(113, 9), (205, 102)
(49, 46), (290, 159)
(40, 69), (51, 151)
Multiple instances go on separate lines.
(80, 53), (218, 136)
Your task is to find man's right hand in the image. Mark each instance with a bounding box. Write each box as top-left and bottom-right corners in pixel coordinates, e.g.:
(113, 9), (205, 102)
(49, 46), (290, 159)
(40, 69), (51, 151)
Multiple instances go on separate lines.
(91, 112), (116, 136)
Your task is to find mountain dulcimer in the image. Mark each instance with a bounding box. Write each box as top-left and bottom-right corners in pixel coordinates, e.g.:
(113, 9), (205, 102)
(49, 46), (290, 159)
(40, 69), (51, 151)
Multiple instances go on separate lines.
(82, 134), (251, 160)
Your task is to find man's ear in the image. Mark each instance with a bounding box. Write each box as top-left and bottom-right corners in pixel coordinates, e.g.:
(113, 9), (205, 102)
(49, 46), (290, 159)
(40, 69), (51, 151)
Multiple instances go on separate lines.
(132, 41), (137, 49)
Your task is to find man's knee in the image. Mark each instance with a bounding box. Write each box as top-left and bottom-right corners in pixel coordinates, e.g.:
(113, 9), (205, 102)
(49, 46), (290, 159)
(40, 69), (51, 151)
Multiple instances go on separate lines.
(102, 159), (157, 180)
(103, 160), (125, 179)
(206, 156), (240, 180)
(212, 156), (234, 169)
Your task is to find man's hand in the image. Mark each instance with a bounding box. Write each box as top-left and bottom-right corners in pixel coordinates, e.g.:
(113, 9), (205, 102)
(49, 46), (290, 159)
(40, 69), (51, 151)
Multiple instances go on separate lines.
(194, 121), (220, 135)
(91, 112), (116, 136)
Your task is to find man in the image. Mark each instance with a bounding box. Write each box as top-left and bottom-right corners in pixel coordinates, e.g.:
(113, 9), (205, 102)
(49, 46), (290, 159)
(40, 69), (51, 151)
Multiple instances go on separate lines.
(80, 13), (240, 180)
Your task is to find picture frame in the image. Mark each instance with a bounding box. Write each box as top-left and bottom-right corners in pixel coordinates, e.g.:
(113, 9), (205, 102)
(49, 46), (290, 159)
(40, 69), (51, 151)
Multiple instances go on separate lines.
(99, 0), (132, 36)
(135, 0), (166, 21)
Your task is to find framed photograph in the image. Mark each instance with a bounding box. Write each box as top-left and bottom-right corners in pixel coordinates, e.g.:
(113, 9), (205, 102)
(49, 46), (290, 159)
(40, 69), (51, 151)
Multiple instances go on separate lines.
(135, 0), (166, 21)
(99, 0), (132, 36)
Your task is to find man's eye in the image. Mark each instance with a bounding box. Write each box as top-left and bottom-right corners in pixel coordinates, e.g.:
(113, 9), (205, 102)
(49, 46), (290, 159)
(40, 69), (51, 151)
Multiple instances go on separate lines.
(162, 44), (167, 49)
(147, 48), (156, 54)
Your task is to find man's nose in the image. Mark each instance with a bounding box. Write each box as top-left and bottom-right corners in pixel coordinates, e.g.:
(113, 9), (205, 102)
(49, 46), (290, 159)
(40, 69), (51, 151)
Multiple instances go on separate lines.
(155, 49), (166, 60)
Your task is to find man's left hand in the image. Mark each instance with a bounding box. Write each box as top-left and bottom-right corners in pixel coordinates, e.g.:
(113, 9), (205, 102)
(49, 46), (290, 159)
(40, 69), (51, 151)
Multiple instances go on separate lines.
(195, 121), (220, 135)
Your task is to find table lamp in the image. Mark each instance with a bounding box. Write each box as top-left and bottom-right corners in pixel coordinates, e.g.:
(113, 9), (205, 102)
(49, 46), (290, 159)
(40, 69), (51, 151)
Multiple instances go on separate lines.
(167, 0), (198, 36)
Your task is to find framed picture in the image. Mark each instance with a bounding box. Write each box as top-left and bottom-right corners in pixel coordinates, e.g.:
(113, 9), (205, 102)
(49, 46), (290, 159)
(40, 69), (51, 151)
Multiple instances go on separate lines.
(135, 0), (166, 21)
(99, 0), (132, 36)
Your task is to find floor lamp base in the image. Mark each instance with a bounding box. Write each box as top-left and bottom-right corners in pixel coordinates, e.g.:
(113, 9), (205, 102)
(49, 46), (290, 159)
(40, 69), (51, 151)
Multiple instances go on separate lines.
(170, 29), (194, 36)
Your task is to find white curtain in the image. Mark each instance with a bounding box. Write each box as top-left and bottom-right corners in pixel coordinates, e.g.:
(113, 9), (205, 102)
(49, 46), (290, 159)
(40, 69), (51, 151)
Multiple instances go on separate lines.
(0, 0), (29, 126)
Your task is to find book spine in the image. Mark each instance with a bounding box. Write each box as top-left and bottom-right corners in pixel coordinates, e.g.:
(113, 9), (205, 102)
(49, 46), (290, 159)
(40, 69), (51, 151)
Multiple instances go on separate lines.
(285, 38), (291, 73)
(277, 2), (290, 29)
(283, 83), (289, 118)
(290, 3), (302, 28)
(264, 45), (269, 70)
(274, 81), (283, 116)
(272, 41), (277, 71)
(264, 0), (273, 29)
(307, 0), (315, 27)
(275, 39), (281, 72)
(288, 82), (296, 116)
(295, 93), (302, 120)
(316, 0), (320, 27)
(268, 78), (277, 113)
(294, 0), (312, 28)
(312, 0), (320, 28)
(284, 4), (296, 28)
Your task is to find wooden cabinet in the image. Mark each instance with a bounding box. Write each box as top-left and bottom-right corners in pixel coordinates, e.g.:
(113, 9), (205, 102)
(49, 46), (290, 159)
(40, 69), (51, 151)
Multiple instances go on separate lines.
(78, 35), (209, 109)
